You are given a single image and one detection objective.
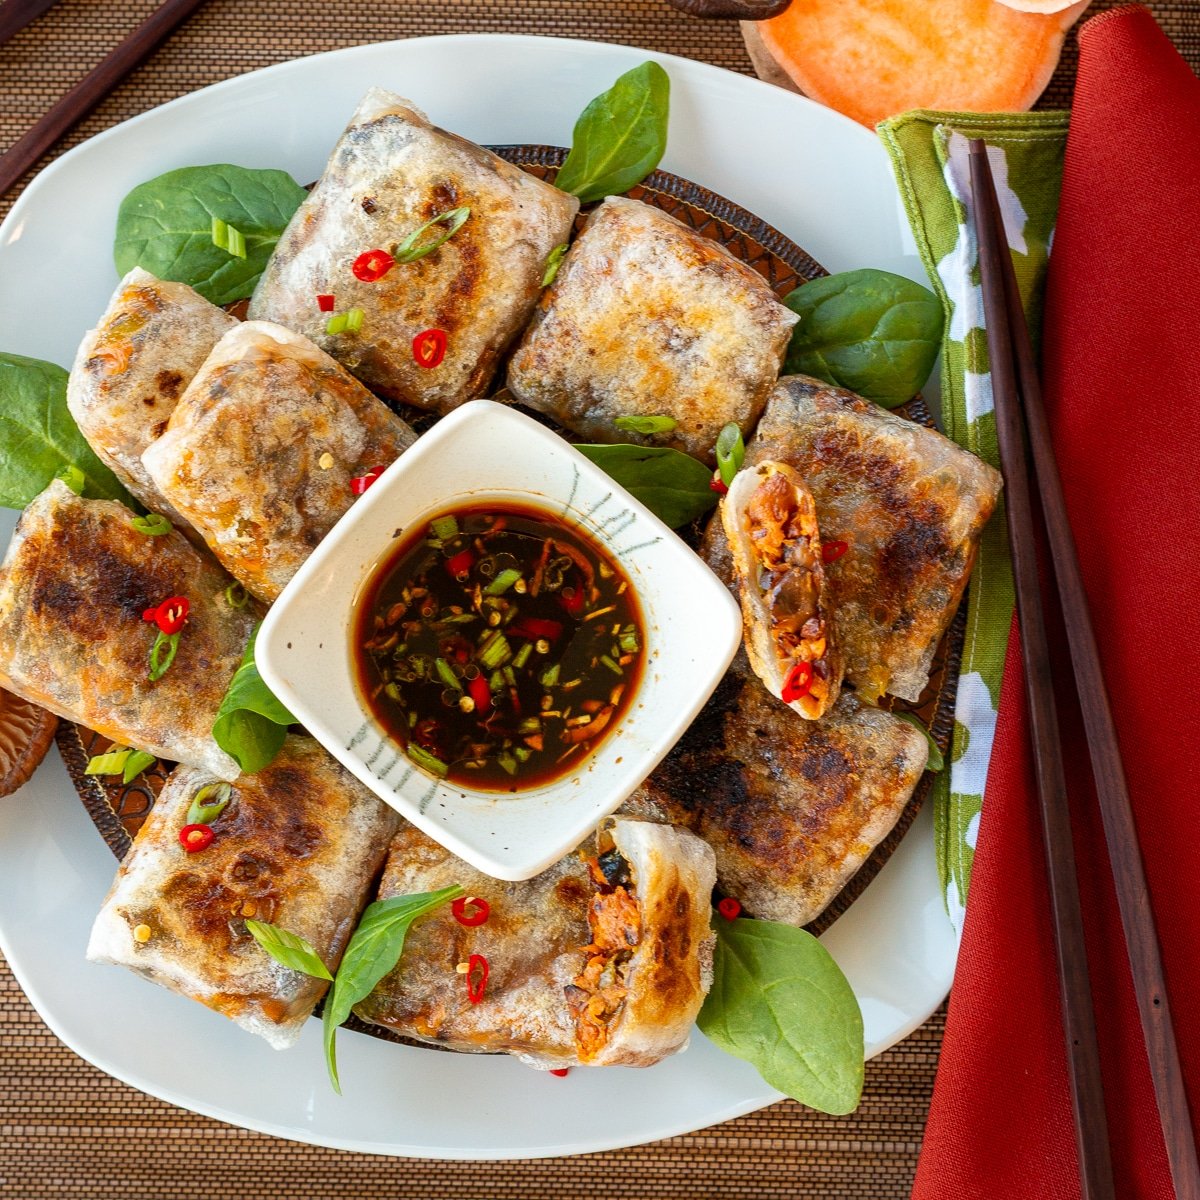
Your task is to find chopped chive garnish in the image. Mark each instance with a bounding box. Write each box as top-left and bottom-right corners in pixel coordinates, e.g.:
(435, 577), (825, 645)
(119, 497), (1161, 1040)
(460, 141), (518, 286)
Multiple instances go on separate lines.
(540, 662), (560, 687)
(326, 312), (348, 335)
(211, 217), (248, 259)
(406, 743), (449, 778)
(485, 568), (522, 596)
(541, 242), (569, 287)
(512, 641), (533, 670)
(186, 780), (232, 825)
(56, 465), (86, 495)
(618, 630), (639, 654)
(430, 515), (459, 541)
(130, 513), (172, 536)
(599, 654), (623, 675)
(393, 206), (471, 264)
(148, 630), (180, 682)
(224, 582), (249, 608)
(85, 746), (131, 776)
(344, 307), (364, 333)
(715, 422), (746, 487)
(434, 657), (462, 691)
(614, 414), (678, 435)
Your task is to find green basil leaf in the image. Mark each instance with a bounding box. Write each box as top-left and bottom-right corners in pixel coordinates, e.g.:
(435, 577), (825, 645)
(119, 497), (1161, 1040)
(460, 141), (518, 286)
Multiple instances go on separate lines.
(0, 353), (134, 510)
(783, 269), (943, 410)
(697, 918), (864, 1115)
(245, 919), (334, 982)
(715, 422), (745, 487)
(324, 885), (462, 1093)
(121, 750), (158, 784)
(894, 712), (945, 772)
(573, 444), (716, 529)
(613, 414), (678, 435)
(212, 624), (297, 773)
(555, 62), (670, 205)
(113, 165), (307, 306)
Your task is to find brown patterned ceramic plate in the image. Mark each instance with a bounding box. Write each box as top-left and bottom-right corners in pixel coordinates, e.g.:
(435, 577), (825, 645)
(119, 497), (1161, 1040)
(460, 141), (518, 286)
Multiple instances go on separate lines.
(57, 146), (960, 974)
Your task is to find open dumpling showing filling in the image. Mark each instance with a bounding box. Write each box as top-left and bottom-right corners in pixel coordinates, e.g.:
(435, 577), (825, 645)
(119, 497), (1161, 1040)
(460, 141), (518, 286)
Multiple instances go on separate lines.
(354, 817), (716, 1069)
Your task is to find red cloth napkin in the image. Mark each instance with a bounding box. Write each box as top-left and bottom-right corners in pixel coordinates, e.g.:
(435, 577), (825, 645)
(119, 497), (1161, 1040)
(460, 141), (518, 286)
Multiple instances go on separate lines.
(912, 8), (1200, 1198)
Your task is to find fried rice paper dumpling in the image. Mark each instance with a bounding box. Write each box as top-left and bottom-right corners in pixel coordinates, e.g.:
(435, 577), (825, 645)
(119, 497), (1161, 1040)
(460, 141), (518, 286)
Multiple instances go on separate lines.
(87, 737), (399, 1049)
(507, 196), (798, 464)
(67, 268), (238, 522)
(142, 321), (417, 602)
(622, 518), (929, 927)
(0, 481), (258, 780)
(748, 376), (1002, 702)
(248, 88), (579, 412)
(354, 817), (716, 1068)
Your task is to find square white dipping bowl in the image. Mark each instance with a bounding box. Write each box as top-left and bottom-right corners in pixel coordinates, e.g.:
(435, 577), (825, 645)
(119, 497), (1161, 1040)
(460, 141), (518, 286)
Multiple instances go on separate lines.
(256, 399), (742, 880)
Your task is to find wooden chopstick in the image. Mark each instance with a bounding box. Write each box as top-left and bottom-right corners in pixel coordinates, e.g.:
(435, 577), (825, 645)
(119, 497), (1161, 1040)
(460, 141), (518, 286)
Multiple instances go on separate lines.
(967, 139), (1117, 1200)
(0, 0), (60, 49)
(973, 143), (1200, 1200)
(0, 0), (209, 197)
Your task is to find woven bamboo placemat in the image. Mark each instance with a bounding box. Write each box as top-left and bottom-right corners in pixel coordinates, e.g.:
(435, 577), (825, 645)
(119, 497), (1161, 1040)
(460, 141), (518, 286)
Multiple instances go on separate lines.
(1, 2), (1197, 1196)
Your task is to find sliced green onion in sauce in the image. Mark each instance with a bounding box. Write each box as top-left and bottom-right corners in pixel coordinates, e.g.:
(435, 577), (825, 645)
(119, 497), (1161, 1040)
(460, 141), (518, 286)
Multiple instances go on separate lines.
(406, 743), (449, 778)
(484, 568), (522, 596)
(430, 515), (459, 541)
(434, 657), (462, 691)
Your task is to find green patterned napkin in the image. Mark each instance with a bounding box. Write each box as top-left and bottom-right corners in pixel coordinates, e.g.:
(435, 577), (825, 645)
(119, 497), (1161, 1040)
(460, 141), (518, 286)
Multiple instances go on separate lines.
(876, 110), (1069, 935)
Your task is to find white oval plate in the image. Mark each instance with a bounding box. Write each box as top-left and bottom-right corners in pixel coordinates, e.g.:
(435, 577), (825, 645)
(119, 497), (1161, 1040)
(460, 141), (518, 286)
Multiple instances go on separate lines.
(0, 34), (955, 1158)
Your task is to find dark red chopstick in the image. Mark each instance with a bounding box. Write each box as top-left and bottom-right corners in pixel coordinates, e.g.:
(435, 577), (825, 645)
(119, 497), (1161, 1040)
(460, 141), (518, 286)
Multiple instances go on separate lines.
(0, 0), (60, 49)
(0, 0), (209, 197)
(971, 142), (1200, 1200)
(968, 140), (1116, 1200)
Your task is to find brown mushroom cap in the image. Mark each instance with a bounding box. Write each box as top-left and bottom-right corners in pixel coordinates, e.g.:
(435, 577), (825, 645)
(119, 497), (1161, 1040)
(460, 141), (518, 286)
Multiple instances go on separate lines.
(0, 687), (59, 797)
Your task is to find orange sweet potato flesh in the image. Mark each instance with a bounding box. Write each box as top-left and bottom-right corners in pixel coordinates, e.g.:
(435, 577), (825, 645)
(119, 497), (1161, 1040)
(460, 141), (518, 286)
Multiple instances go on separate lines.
(748, 0), (1090, 129)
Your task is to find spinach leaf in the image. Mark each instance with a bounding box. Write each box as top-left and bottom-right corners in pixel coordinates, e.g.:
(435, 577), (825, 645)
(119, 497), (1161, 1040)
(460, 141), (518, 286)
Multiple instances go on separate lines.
(698, 918), (864, 1115)
(0, 352), (133, 509)
(555, 62), (670, 205)
(113, 165), (307, 306)
(574, 443), (717, 529)
(245, 920), (334, 982)
(783, 269), (943, 410)
(894, 712), (945, 772)
(323, 885), (462, 1092)
(212, 624), (297, 774)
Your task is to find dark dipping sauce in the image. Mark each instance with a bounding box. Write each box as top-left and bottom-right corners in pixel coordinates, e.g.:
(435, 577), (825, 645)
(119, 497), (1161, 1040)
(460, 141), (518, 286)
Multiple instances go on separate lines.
(352, 503), (644, 792)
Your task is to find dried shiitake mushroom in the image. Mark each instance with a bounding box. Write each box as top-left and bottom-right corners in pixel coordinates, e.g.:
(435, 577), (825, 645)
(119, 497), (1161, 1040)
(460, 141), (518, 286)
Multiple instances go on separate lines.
(0, 688), (58, 797)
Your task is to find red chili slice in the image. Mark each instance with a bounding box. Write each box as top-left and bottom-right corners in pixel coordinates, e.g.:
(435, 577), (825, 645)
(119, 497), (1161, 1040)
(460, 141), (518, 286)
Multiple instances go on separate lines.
(466, 953), (489, 1004)
(445, 549), (475, 580)
(179, 823), (214, 853)
(709, 471), (729, 496)
(412, 328), (448, 369)
(350, 466), (387, 496)
(351, 248), (395, 282)
(549, 1069), (569, 1078)
(467, 674), (491, 714)
(717, 897), (742, 921)
(821, 539), (849, 563)
(142, 595), (189, 635)
(781, 661), (814, 704)
(451, 896), (491, 927)
(508, 617), (563, 641)
(316, 294), (335, 312)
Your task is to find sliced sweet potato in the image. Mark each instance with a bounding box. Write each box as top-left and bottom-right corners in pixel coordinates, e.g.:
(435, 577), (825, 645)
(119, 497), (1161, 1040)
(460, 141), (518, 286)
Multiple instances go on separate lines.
(742, 0), (1090, 129)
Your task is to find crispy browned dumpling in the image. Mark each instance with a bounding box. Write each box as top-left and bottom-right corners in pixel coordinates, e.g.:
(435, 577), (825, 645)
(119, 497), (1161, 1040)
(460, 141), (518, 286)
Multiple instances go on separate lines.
(248, 88), (579, 412)
(142, 321), (416, 603)
(355, 817), (716, 1069)
(621, 517), (929, 927)
(87, 737), (399, 1048)
(748, 376), (1002, 701)
(66, 268), (238, 523)
(506, 197), (798, 464)
(0, 481), (259, 780)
